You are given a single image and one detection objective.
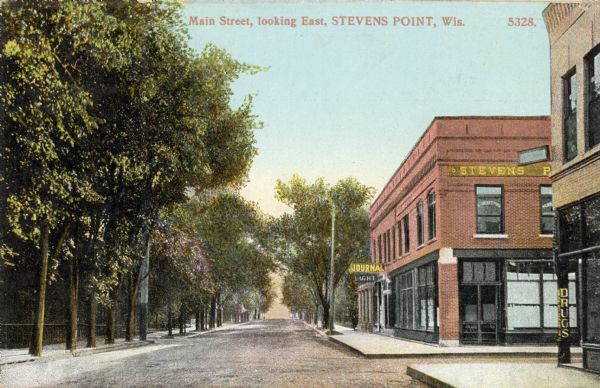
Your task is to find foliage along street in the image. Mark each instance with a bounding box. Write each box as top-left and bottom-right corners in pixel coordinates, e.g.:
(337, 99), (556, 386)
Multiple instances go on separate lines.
(0, 0), (371, 372)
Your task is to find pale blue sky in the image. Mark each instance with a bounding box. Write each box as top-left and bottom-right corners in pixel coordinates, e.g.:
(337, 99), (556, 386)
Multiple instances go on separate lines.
(182, 1), (550, 215)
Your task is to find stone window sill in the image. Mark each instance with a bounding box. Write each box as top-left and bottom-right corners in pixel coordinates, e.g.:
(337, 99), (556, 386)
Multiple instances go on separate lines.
(539, 234), (554, 238)
(473, 234), (508, 239)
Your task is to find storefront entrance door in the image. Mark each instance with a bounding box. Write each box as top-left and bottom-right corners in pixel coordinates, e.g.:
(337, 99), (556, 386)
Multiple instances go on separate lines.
(461, 284), (498, 344)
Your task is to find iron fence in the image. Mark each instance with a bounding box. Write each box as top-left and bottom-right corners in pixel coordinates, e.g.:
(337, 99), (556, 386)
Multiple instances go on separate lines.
(0, 323), (129, 349)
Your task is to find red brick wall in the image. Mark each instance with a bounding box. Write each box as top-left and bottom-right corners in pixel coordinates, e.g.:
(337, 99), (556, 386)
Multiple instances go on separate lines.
(370, 117), (552, 274)
(368, 116), (552, 345)
(438, 261), (459, 343)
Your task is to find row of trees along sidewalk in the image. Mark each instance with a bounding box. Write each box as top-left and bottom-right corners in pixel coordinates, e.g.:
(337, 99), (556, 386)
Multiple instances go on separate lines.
(273, 175), (374, 329)
(0, 1), (272, 356)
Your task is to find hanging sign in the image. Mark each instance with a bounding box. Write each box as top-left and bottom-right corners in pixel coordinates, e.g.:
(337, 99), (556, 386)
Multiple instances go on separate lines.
(348, 263), (384, 273)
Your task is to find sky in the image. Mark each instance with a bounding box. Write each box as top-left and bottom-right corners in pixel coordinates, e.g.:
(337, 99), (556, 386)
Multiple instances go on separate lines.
(182, 1), (551, 216)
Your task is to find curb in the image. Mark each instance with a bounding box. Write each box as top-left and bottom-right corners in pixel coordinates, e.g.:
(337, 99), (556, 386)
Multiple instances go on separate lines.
(301, 321), (328, 339)
(72, 340), (155, 357)
(326, 335), (368, 358)
(0, 321), (252, 367)
(406, 366), (455, 388)
(0, 340), (156, 366)
(325, 334), (572, 360)
(326, 337), (568, 359)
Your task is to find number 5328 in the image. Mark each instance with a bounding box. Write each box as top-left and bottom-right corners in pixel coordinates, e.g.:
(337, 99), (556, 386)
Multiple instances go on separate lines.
(508, 17), (536, 27)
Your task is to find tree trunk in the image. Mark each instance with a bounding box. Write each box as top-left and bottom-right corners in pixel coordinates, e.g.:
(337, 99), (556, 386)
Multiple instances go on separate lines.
(322, 302), (330, 329)
(179, 304), (185, 335)
(209, 296), (216, 329)
(125, 271), (139, 342)
(29, 221), (50, 356)
(66, 255), (79, 351)
(138, 228), (151, 341)
(167, 305), (173, 337)
(200, 304), (205, 330)
(205, 305), (209, 329)
(87, 294), (97, 348)
(195, 310), (200, 331)
(106, 302), (116, 344)
(216, 292), (222, 327)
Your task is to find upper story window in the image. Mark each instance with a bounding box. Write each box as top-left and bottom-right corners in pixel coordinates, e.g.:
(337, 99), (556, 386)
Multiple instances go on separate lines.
(540, 186), (554, 234)
(397, 221), (402, 257)
(428, 192), (436, 240)
(383, 232), (388, 262)
(476, 186), (503, 234)
(372, 239), (377, 262)
(387, 229), (391, 262)
(392, 225), (396, 260)
(378, 235), (382, 263)
(587, 49), (600, 149)
(564, 70), (578, 161)
(417, 201), (424, 246)
(403, 214), (410, 253)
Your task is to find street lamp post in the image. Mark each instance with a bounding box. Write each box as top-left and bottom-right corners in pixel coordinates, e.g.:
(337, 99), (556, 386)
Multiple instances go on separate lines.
(328, 204), (336, 333)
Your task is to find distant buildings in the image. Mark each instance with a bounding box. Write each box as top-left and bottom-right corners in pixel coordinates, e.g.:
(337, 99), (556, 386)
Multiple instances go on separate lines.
(358, 116), (570, 346)
(544, 2), (600, 373)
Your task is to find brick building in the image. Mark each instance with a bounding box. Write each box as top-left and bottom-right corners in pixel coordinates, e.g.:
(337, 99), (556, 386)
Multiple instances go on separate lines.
(358, 116), (575, 346)
(544, 3), (600, 372)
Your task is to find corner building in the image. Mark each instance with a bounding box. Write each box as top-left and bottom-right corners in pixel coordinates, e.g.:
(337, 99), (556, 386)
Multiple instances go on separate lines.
(544, 3), (600, 372)
(360, 116), (577, 346)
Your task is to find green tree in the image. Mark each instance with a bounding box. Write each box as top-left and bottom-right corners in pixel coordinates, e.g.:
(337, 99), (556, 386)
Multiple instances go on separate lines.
(275, 175), (373, 329)
(183, 191), (275, 326)
(0, 0), (260, 355)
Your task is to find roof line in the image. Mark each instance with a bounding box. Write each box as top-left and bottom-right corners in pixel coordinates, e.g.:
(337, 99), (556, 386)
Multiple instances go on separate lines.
(369, 115), (550, 212)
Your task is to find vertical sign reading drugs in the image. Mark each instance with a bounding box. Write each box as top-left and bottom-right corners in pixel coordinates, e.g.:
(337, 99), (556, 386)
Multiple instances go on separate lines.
(556, 252), (571, 364)
(557, 287), (569, 339)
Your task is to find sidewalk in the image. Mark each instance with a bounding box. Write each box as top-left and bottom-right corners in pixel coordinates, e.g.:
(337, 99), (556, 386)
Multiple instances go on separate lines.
(322, 323), (582, 359)
(407, 362), (600, 388)
(0, 333), (164, 366)
(0, 322), (248, 366)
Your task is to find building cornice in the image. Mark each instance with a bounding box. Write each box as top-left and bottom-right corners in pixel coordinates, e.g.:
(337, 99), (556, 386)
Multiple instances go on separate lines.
(543, 3), (588, 44)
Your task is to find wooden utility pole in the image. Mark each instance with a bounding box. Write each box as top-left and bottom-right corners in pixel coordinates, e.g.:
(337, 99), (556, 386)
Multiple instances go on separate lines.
(328, 204), (336, 334)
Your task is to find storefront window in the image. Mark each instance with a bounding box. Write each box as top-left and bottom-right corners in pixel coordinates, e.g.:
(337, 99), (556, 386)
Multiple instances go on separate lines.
(506, 261), (577, 330)
(395, 263), (437, 332)
(585, 254), (600, 343)
(398, 272), (414, 329)
(416, 264), (436, 331)
(559, 204), (581, 253)
(462, 262), (497, 283)
(507, 262), (541, 329)
(583, 195), (600, 247)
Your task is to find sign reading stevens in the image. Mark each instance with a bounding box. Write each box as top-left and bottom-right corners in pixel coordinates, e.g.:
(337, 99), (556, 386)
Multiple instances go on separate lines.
(448, 165), (550, 177)
(348, 263), (384, 273)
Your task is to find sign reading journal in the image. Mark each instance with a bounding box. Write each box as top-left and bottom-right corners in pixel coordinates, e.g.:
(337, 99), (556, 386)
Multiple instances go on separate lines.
(348, 263), (384, 273)
(448, 165), (551, 177)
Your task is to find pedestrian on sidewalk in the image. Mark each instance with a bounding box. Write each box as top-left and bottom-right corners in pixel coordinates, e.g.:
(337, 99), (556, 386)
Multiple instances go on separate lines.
(351, 309), (358, 331)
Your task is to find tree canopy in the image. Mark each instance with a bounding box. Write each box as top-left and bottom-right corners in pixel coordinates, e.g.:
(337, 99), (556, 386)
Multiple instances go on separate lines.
(0, 0), (264, 355)
(274, 174), (373, 328)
